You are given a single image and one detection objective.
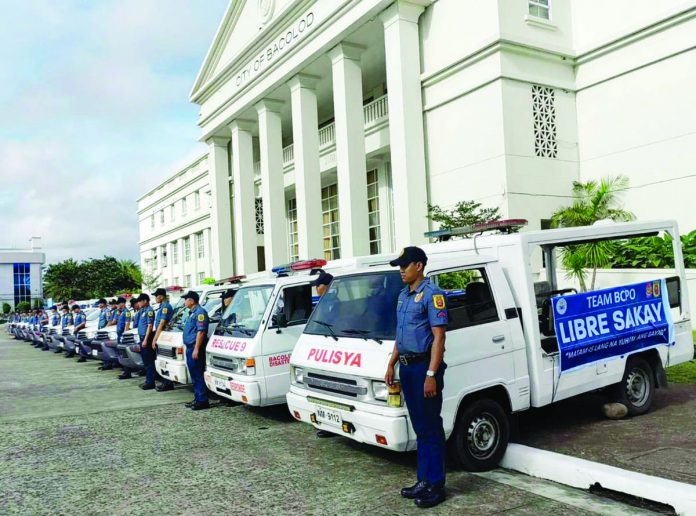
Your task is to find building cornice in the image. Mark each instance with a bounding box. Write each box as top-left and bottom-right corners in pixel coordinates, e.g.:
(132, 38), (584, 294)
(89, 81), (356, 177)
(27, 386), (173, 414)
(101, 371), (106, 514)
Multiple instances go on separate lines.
(137, 169), (210, 215)
(137, 153), (209, 203)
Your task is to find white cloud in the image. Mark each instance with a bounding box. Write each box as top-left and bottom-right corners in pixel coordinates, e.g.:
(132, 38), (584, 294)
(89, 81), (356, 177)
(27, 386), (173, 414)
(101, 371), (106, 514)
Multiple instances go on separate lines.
(0, 0), (228, 264)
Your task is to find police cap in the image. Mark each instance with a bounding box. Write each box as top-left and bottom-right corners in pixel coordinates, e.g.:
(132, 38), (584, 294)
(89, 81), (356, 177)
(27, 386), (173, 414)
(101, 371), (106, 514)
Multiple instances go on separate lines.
(221, 289), (236, 300)
(389, 246), (428, 267)
(181, 290), (200, 302)
(116, 297), (127, 304)
(136, 293), (150, 303)
(97, 298), (107, 305)
(151, 288), (167, 297)
(310, 270), (333, 287)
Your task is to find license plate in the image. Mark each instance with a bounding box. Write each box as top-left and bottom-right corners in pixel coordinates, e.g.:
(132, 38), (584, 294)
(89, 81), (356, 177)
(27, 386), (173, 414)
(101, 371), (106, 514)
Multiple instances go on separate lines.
(91, 350), (98, 356)
(315, 406), (342, 427)
(214, 377), (228, 390)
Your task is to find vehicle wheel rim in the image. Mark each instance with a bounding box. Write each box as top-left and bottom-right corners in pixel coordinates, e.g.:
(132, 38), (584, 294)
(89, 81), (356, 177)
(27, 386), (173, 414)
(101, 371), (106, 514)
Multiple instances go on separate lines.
(466, 412), (499, 459)
(626, 367), (650, 406)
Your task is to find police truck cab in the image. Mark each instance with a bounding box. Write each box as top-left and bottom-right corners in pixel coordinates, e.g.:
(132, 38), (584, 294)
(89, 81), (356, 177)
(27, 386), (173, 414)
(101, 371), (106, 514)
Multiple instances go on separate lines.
(286, 220), (693, 471)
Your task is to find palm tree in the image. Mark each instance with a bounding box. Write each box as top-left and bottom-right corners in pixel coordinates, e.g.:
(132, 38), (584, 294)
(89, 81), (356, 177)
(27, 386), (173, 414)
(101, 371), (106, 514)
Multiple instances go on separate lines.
(551, 176), (634, 291)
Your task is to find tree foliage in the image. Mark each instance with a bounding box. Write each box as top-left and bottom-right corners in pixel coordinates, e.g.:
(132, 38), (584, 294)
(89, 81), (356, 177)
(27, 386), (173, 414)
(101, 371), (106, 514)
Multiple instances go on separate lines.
(16, 301), (31, 312)
(612, 230), (696, 269)
(2, 303), (11, 314)
(44, 256), (142, 300)
(551, 176), (634, 291)
(427, 200), (501, 230)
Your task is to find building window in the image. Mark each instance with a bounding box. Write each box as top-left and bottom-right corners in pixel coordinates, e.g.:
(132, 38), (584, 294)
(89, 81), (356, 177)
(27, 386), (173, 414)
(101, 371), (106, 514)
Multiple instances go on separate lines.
(173, 277), (179, 287)
(13, 263), (31, 306)
(367, 169), (381, 255)
(528, 0), (550, 19)
(161, 245), (168, 268)
(150, 215), (155, 229)
(171, 242), (178, 265)
(181, 197), (188, 216)
(287, 198), (299, 262)
(198, 272), (205, 284)
(196, 232), (205, 259)
(184, 237), (191, 262)
(321, 184), (340, 260)
(170, 205), (175, 222)
(532, 85), (557, 158)
(152, 249), (158, 271)
(159, 210), (165, 225)
(194, 191), (201, 210)
(185, 274), (192, 287)
(255, 198), (264, 235)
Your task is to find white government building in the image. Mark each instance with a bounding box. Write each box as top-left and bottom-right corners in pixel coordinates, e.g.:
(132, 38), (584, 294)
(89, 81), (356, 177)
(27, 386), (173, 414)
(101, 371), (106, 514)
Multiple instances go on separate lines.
(139, 0), (696, 284)
(0, 238), (45, 310)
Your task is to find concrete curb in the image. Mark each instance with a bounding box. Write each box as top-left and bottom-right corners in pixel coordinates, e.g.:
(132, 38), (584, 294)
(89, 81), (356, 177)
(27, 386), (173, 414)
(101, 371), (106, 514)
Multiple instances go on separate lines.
(501, 443), (696, 515)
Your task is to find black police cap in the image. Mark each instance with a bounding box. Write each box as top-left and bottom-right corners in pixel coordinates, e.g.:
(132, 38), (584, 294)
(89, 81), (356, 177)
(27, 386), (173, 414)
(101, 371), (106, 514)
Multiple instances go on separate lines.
(151, 288), (167, 297)
(97, 298), (107, 305)
(116, 297), (126, 304)
(181, 290), (200, 302)
(389, 246), (428, 267)
(221, 289), (236, 300)
(137, 293), (150, 303)
(311, 270), (334, 287)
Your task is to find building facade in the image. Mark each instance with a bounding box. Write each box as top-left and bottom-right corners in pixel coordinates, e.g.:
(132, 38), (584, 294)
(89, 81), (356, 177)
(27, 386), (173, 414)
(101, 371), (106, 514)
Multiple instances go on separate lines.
(0, 238), (45, 310)
(147, 0), (693, 278)
(137, 155), (216, 289)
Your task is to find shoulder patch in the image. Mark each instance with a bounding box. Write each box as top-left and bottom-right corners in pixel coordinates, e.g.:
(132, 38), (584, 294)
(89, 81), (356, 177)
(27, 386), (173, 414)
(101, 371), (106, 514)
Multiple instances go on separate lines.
(433, 294), (446, 310)
(197, 314), (205, 322)
(162, 307), (168, 314)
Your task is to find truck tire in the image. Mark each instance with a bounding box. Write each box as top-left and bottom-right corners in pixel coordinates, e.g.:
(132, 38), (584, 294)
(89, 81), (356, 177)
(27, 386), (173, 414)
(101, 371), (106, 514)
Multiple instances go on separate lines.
(449, 398), (509, 471)
(612, 356), (655, 416)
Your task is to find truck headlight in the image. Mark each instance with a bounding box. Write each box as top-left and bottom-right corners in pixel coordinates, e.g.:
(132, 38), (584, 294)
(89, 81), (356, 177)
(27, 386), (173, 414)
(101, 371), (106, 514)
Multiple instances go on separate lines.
(372, 381), (388, 401)
(293, 367), (304, 384)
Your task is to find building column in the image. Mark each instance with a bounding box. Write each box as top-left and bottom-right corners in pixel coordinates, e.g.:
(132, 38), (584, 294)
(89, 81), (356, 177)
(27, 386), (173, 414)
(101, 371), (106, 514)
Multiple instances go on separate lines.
(288, 74), (323, 260)
(328, 43), (370, 258)
(256, 99), (289, 268)
(381, 1), (429, 246)
(230, 120), (258, 274)
(203, 228), (212, 278)
(206, 137), (234, 279)
(177, 239), (185, 286)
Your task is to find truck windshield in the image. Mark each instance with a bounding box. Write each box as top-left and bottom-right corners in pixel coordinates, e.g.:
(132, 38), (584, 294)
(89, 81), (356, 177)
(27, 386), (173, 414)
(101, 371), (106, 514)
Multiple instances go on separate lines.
(168, 303), (188, 332)
(215, 285), (274, 338)
(305, 271), (403, 341)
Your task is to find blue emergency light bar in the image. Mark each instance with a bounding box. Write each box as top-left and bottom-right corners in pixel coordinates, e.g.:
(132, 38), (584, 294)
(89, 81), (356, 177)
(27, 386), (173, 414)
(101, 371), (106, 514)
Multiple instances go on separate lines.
(272, 258), (327, 276)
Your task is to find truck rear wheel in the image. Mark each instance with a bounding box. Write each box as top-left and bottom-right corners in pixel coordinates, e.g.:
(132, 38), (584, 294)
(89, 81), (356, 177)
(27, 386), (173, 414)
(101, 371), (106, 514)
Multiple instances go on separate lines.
(449, 398), (509, 471)
(612, 357), (655, 416)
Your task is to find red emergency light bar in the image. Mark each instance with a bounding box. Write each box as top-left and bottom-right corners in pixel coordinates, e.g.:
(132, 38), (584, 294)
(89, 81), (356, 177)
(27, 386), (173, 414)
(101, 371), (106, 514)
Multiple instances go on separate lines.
(424, 218), (528, 240)
(166, 285), (184, 292)
(215, 275), (247, 285)
(290, 259), (327, 271)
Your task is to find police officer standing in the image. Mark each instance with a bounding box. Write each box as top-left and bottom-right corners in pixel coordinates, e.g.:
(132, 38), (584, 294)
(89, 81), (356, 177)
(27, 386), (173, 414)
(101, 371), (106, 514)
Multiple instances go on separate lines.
(311, 270), (337, 439)
(118, 298), (140, 380)
(386, 247), (448, 508)
(56, 305), (72, 353)
(136, 293), (157, 390)
(151, 288), (175, 392)
(181, 290), (209, 410)
(66, 305), (87, 358)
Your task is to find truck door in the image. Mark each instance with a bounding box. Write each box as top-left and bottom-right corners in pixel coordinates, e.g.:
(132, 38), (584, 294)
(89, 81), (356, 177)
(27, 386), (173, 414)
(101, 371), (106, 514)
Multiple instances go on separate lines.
(428, 266), (517, 432)
(262, 282), (315, 402)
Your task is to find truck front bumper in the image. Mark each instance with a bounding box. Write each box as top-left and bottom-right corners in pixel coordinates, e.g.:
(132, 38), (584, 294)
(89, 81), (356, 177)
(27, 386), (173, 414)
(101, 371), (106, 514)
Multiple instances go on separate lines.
(156, 357), (190, 385)
(203, 371), (262, 405)
(286, 389), (412, 452)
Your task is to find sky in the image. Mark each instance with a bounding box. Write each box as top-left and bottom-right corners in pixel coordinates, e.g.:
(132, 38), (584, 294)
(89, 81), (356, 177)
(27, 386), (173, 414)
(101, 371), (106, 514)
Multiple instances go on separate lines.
(0, 0), (229, 264)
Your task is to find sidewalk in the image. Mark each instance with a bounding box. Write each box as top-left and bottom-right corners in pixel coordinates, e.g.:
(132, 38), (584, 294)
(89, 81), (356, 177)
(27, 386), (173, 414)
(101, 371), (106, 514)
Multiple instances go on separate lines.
(514, 383), (696, 485)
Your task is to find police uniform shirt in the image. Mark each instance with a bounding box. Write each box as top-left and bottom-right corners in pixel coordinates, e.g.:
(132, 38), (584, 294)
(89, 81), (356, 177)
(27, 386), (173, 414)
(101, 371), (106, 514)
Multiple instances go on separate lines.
(116, 308), (132, 334)
(61, 313), (72, 328)
(74, 312), (86, 327)
(51, 313), (60, 326)
(395, 278), (449, 354)
(137, 306), (155, 337)
(109, 308), (119, 323)
(132, 308), (141, 331)
(154, 301), (173, 329)
(183, 305), (208, 346)
(98, 308), (109, 329)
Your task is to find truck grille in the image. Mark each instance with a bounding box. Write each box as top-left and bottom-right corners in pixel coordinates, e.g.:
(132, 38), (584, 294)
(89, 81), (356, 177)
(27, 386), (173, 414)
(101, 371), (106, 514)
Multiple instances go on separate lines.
(77, 331), (88, 340)
(49, 329), (57, 335)
(209, 355), (239, 373)
(121, 334), (136, 345)
(61, 329), (70, 336)
(304, 372), (367, 397)
(157, 347), (176, 359)
(96, 331), (110, 340)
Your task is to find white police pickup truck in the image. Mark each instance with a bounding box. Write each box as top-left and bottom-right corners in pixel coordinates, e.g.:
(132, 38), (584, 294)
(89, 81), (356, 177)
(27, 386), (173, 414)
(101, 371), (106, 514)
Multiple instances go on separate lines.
(154, 285), (230, 385)
(203, 258), (385, 406)
(286, 220), (693, 471)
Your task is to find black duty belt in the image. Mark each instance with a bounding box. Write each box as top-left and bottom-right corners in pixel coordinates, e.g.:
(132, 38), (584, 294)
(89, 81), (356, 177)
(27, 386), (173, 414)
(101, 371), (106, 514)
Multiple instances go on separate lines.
(399, 352), (430, 366)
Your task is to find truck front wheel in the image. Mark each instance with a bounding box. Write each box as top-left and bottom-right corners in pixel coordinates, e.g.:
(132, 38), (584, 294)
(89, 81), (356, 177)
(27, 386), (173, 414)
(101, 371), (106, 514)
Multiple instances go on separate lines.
(449, 398), (509, 471)
(612, 356), (655, 416)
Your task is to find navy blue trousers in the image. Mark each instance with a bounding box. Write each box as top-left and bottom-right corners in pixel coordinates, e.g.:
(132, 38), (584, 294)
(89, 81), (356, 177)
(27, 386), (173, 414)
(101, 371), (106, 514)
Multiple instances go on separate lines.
(400, 360), (446, 488)
(185, 345), (208, 403)
(140, 334), (156, 385)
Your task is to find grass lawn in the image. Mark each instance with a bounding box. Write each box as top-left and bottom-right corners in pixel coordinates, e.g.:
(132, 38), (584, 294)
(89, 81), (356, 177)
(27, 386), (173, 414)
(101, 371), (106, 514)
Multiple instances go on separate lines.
(666, 331), (696, 384)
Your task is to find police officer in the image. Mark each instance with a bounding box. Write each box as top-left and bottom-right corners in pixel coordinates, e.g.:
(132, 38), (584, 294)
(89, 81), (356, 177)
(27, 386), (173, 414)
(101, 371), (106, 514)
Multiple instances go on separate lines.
(66, 305), (87, 358)
(136, 293), (157, 390)
(181, 290), (209, 410)
(56, 305), (72, 353)
(151, 288), (175, 392)
(386, 246), (448, 508)
(218, 289), (236, 326)
(106, 299), (119, 327)
(118, 298), (140, 380)
(43, 306), (60, 351)
(310, 270), (337, 439)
